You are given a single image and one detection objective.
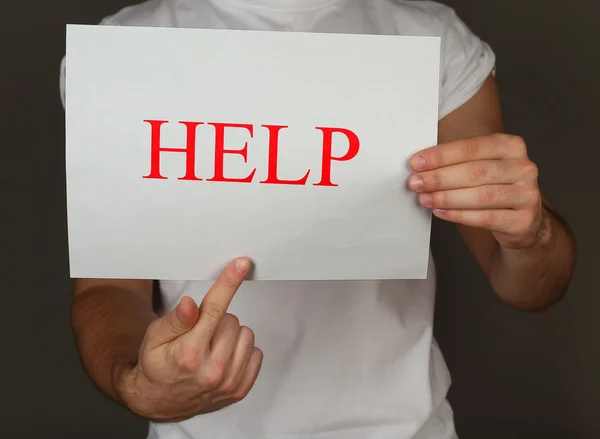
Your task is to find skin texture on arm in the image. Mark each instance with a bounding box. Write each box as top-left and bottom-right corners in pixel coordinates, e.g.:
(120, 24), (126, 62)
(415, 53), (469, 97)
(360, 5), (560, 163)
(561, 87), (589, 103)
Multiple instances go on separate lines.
(72, 278), (155, 405)
(411, 74), (576, 311)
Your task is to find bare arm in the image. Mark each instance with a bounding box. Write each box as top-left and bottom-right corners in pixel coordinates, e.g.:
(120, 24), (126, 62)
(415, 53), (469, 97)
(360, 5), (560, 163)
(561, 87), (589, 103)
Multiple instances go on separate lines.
(71, 278), (155, 405)
(428, 75), (576, 310)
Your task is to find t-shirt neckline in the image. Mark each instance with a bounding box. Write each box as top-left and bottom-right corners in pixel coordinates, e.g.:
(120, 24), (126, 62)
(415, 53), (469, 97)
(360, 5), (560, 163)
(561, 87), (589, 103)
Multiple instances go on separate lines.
(204, 0), (346, 12)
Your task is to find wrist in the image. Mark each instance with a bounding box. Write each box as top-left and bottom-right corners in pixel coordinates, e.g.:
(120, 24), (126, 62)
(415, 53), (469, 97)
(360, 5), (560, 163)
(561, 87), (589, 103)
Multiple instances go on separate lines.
(116, 364), (170, 422)
(530, 205), (555, 250)
(504, 205), (555, 252)
(114, 363), (147, 414)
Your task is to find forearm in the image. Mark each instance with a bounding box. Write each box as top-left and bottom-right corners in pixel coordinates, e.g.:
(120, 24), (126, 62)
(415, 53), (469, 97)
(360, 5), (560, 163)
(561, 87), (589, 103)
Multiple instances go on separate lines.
(487, 204), (576, 311)
(71, 285), (157, 405)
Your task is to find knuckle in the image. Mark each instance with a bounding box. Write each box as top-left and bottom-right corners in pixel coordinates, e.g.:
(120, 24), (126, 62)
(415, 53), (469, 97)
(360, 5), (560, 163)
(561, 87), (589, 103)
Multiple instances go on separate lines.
(431, 148), (443, 167)
(478, 188), (498, 206)
(219, 378), (238, 396)
(520, 209), (537, 228)
(481, 210), (498, 228)
(239, 326), (255, 347)
(251, 347), (264, 368)
(176, 348), (201, 372)
(524, 187), (541, 206)
(508, 135), (527, 155)
(201, 301), (225, 321)
(223, 313), (240, 329)
(468, 163), (488, 182)
(494, 160), (508, 178)
(492, 133), (507, 144)
(255, 347), (264, 364)
(521, 160), (539, 179)
(232, 387), (250, 402)
(462, 137), (481, 160)
(201, 365), (225, 390)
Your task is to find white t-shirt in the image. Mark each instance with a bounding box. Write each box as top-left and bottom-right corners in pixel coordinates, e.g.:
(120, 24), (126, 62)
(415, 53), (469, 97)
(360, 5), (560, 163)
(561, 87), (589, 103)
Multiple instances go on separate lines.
(60, 1), (495, 438)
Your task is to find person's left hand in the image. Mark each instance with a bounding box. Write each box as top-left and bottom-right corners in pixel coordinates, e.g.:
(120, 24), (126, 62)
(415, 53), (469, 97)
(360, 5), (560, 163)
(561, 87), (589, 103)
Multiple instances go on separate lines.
(407, 134), (545, 250)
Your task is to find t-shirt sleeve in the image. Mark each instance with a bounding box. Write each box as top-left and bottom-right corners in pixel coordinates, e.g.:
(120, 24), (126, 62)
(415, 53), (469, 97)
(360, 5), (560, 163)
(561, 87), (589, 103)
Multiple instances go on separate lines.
(59, 17), (117, 109)
(436, 6), (496, 120)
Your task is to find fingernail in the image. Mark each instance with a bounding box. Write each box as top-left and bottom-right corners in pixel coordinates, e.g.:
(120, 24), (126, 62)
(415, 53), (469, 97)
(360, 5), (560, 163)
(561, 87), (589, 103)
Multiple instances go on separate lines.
(420, 193), (433, 208)
(409, 176), (424, 191)
(235, 258), (250, 274)
(433, 209), (447, 215)
(412, 155), (427, 171)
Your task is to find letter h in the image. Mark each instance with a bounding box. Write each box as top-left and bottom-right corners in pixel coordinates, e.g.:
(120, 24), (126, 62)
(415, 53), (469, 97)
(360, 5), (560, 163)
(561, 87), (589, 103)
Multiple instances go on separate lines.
(143, 120), (203, 180)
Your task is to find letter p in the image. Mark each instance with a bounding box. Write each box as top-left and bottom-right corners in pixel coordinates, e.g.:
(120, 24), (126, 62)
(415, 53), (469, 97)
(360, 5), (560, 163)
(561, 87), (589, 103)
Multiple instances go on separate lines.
(314, 127), (360, 187)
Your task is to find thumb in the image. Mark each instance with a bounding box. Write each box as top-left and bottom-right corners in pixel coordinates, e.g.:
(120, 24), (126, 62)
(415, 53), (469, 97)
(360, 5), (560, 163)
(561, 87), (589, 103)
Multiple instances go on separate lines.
(147, 296), (199, 348)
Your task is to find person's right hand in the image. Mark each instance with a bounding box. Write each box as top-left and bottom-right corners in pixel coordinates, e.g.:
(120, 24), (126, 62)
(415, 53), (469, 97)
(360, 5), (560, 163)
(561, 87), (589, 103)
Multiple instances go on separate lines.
(118, 257), (263, 422)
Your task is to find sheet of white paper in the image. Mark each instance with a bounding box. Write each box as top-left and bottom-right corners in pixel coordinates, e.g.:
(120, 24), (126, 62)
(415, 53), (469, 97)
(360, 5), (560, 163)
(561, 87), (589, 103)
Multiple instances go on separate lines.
(65, 24), (440, 281)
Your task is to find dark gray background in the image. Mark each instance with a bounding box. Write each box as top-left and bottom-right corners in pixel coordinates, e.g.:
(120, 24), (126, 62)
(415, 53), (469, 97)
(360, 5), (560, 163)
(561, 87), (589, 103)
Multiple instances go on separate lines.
(1, 0), (597, 438)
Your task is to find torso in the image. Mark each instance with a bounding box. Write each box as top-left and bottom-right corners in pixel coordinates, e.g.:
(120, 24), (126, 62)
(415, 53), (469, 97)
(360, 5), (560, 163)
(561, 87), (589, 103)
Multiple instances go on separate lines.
(157, 258), (454, 439)
(78, 1), (496, 437)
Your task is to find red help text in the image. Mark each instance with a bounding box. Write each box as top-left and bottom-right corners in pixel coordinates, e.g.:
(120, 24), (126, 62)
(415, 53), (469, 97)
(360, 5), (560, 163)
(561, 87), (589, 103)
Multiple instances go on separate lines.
(142, 120), (360, 187)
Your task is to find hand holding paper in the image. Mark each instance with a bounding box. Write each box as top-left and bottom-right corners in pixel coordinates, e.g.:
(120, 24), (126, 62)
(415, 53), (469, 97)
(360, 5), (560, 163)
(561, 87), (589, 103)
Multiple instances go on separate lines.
(408, 134), (543, 249)
(118, 258), (263, 422)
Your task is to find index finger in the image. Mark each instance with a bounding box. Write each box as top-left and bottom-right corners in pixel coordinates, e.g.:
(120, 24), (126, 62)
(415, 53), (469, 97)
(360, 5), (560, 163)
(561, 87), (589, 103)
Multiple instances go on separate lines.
(409, 134), (528, 171)
(194, 257), (251, 339)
